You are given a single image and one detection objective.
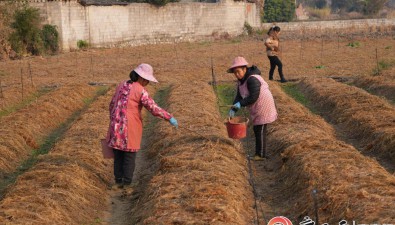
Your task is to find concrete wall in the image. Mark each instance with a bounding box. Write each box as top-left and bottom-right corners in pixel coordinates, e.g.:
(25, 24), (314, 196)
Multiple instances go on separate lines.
(30, 0), (260, 51)
(29, 0), (394, 51)
(262, 19), (395, 33)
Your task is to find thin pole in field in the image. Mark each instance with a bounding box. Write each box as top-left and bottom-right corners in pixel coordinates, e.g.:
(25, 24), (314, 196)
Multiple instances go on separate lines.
(375, 48), (380, 75)
(320, 34), (324, 66)
(28, 61), (33, 86)
(75, 51), (78, 67)
(337, 32), (340, 50)
(174, 41), (179, 64)
(0, 72), (3, 98)
(20, 68), (24, 101)
(0, 79), (3, 98)
(90, 54), (93, 78)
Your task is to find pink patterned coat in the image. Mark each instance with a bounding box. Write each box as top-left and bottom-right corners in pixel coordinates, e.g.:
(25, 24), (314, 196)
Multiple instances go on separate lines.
(107, 81), (172, 152)
(238, 75), (277, 125)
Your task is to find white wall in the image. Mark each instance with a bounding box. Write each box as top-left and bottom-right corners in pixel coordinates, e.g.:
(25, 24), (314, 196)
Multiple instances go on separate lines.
(262, 19), (395, 33)
(30, 0), (260, 51)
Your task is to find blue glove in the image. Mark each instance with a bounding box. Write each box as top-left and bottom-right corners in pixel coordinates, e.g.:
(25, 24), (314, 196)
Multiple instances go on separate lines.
(231, 102), (241, 110)
(228, 110), (235, 118)
(169, 117), (178, 128)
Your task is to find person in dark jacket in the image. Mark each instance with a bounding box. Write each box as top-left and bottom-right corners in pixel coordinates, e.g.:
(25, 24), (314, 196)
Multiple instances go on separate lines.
(227, 56), (278, 160)
(264, 25), (287, 83)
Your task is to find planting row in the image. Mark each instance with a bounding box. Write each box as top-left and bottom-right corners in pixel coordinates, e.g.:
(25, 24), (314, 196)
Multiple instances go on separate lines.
(298, 77), (395, 165)
(351, 74), (395, 103)
(0, 88), (113, 224)
(268, 83), (395, 223)
(131, 82), (255, 224)
(0, 85), (98, 179)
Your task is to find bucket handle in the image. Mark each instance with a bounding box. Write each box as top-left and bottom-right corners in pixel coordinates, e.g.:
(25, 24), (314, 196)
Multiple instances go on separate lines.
(227, 117), (249, 125)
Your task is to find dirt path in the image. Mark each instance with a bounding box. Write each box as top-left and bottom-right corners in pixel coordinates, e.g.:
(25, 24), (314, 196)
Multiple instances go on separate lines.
(242, 125), (293, 224)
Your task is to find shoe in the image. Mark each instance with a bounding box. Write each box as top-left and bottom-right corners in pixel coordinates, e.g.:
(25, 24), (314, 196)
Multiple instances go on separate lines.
(250, 155), (267, 161)
(114, 178), (124, 189)
(280, 79), (288, 83)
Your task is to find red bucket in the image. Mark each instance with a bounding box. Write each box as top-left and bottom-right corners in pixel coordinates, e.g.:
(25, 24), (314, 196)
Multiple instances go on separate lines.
(225, 116), (249, 139)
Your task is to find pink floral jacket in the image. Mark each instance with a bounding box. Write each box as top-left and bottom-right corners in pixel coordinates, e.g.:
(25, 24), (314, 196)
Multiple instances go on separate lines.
(107, 81), (172, 152)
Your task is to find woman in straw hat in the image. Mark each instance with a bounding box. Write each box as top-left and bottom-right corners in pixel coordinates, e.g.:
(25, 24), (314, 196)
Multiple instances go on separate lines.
(228, 56), (277, 161)
(265, 25), (287, 83)
(106, 63), (178, 189)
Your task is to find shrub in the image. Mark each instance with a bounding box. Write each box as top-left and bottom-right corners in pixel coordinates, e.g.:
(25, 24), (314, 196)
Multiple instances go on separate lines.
(41, 24), (59, 54)
(263, 0), (295, 22)
(77, 40), (89, 49)
(305, 7), (331, 19)
(9, 6), (43, 56)
(243, 22), (254, 36)
(347, 41), (360, 48)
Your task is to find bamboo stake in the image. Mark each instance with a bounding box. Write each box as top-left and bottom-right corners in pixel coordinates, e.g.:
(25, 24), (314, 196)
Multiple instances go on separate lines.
(20, 68), (24, 101)
(0, 78), (3, 98)
(90, 54), (93, 78)
(375, 48), (380, 76)
(28, 62), (33, 86)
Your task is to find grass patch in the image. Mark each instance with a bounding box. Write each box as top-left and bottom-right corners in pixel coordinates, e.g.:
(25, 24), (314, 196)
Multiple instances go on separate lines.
(372, 59), (395, 76)
(281, 83), (317, 114)
(0, 87), (54, 118)
(145, 85), (172, 131)
(216, 84), (236, 118)
(315, 65), (326, 69)
(0, 86), (110, 199)
(198, 40), (211, 46)
(347, 41), (361, 48)
(228, 38), (242, 44)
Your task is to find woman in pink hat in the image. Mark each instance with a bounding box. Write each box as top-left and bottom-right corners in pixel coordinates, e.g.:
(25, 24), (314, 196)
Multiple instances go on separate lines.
(105, 63), (178, 189)
(228, 56), (277, 161)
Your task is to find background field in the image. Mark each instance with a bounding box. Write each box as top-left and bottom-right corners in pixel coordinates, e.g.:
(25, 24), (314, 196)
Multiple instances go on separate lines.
(0, 35), (394, 224)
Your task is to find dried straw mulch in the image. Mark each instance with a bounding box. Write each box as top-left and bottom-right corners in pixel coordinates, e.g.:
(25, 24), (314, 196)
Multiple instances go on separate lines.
(352, 73), (395, 102)
(298, 77), (395, 163)
(0, 88), (113, 225)
(268, 83), (395, 223)
(132, 81), (255, 224)
(0, 84), (97, 177)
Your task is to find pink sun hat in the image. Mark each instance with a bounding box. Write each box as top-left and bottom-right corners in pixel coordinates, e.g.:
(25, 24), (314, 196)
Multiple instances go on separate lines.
(227, 56), (249, 73)
(133, 63), (158, 83)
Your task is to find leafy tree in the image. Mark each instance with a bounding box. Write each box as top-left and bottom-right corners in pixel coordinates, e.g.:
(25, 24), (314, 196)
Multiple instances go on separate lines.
(41, 24), (59, 54)
(331, 0), (386, 15)
(299, 0), (327, 9)
(263, 0), (295, 22)
(9, 6), (43, 56)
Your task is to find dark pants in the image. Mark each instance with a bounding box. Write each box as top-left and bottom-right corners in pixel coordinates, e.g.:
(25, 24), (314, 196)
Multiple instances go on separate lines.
(253, 124), (268, 158)
(268, 56), (286, 81)
(113, 149), (137, 185)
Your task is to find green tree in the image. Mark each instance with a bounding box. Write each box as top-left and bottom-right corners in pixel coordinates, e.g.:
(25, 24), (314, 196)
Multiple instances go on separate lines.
(41, 24), (59, 54)
(331, 0), (386, 15)
(263, 0), (295, 22)
(9, 6), (43, 56)
(299, 0), (327, 9)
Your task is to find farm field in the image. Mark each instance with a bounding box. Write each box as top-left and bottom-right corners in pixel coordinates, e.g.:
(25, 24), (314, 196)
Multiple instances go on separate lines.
(0, 35), (394, 224)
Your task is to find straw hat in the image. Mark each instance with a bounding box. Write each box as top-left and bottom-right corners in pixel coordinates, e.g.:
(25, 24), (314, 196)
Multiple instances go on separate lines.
(133, 63), (158, 83)
(227, 56), (248, 73)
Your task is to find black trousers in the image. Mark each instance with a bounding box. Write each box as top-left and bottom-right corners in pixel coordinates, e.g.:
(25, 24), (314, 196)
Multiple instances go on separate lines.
(268, 56), (286, 81)
(253, 124), (268, 157)
(113, 149), (137, 185)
